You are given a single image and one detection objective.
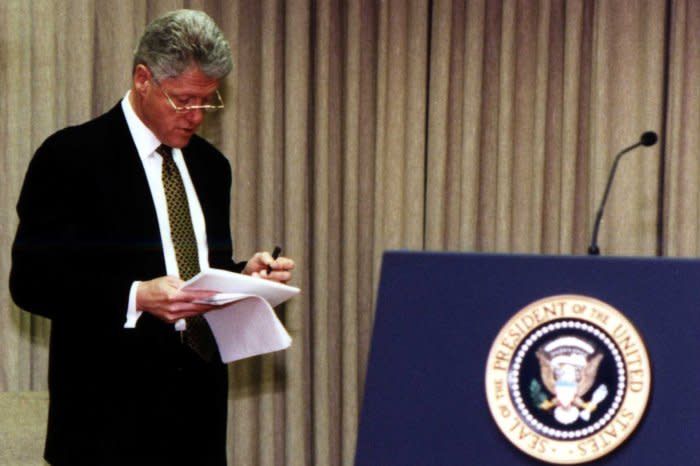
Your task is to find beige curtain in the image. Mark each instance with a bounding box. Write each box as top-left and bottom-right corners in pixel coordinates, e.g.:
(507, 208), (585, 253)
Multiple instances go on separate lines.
(666, 0), (700, 255)
(2, 0), (698, 465)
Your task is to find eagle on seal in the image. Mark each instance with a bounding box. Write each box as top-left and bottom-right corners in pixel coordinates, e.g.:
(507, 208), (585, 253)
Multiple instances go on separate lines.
(535, 336), (607, 424)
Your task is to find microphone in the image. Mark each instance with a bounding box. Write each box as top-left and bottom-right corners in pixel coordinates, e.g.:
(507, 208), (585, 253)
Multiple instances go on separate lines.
(587, 131), (658, 255)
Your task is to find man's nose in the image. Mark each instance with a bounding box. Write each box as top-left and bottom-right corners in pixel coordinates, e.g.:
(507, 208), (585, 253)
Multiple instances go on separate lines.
(185, 108), (205, 125)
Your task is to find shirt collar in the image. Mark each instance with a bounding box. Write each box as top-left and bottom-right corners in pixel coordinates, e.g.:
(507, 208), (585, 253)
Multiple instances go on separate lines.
(121, 90), (163, 160)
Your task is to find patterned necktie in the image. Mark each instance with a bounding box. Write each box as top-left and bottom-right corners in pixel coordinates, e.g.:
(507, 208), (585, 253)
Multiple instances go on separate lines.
(157, 144), (218, 362)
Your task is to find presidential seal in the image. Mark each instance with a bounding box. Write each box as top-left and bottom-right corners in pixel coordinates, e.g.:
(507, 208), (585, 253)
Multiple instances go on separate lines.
(484, 295), (651, 464)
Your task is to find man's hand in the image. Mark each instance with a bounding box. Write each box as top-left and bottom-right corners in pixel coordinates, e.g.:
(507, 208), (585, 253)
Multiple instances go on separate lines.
(243, 251), (295, 283)
(136, 276), (219, 324)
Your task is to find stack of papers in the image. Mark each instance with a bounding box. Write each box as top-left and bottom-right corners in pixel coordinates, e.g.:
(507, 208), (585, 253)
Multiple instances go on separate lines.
(182, 268), (300, 363)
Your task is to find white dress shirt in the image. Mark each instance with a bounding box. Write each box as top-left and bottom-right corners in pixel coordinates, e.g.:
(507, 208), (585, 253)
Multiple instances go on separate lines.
(120, 91), (210, 329)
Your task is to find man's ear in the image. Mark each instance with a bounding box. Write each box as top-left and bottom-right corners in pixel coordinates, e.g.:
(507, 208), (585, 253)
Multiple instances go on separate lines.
(133, 64), (151, 95)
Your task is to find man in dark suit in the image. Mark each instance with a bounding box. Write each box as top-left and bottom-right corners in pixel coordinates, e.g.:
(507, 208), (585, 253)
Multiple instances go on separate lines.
(9, 10), (293, 466)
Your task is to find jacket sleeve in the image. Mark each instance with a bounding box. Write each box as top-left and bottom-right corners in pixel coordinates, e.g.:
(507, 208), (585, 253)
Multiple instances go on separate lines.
(10, 131), (134, 328)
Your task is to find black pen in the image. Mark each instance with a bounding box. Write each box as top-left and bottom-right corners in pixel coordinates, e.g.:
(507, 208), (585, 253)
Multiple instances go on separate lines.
(267, 246), (282, 274)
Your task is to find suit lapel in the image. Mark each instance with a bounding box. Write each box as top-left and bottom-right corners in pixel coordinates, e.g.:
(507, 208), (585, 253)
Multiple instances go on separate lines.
(97, 105), (166, 276)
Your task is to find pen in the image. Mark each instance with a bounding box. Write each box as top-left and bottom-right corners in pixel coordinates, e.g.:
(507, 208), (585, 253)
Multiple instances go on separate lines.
(267, 246), (282, 274)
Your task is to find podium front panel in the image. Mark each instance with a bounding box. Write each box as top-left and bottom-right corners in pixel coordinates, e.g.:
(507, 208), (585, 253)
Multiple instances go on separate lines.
(355, 253), (700, 465)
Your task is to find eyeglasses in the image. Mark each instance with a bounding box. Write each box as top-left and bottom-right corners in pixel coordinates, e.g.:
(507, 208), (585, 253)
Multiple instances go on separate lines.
(151, 79), (225, 114)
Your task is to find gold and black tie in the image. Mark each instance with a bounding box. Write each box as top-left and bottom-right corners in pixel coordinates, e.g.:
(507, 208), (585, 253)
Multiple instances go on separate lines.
(157, 144), (217, 362)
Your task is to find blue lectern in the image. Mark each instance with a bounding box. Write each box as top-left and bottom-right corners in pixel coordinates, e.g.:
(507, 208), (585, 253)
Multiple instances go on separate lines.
(355, 252), (700, 465)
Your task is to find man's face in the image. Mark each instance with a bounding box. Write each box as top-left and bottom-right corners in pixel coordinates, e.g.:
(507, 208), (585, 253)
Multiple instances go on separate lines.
(132, 65), (220, 148)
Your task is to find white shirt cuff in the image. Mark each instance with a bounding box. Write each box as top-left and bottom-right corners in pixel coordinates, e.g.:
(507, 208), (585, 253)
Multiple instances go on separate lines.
(124, 281), (144, 328)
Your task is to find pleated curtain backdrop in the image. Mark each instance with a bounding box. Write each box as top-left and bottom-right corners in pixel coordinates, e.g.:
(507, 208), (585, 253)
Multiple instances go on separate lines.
(1, 1), (698, 465)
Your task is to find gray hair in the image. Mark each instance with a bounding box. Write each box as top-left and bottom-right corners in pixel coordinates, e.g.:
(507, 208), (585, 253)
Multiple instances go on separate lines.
(133, 9), (233, 81)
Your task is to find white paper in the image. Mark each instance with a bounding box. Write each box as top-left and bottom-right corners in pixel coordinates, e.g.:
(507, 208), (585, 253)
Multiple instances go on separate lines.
(182, 268), (299, 363)
(183, 267), (300, 307)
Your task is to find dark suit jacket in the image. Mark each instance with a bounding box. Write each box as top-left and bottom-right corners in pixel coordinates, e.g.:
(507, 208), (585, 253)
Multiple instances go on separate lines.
(10, 103), (243, 466)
